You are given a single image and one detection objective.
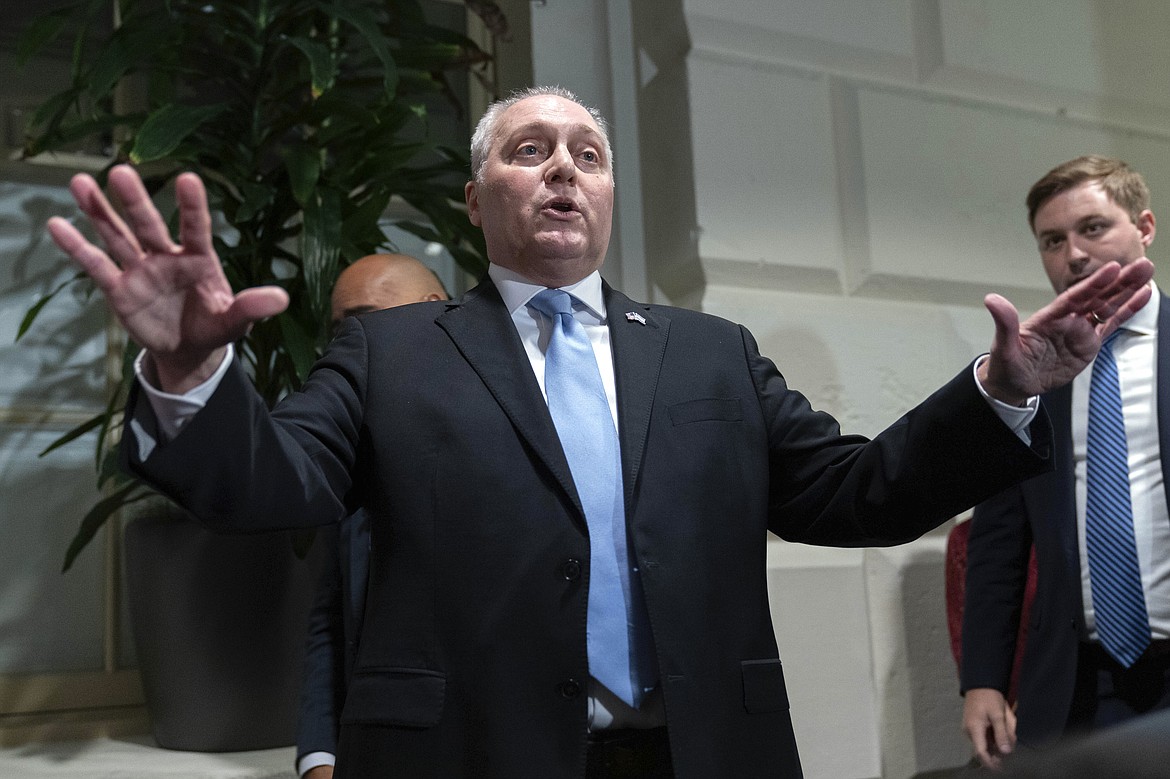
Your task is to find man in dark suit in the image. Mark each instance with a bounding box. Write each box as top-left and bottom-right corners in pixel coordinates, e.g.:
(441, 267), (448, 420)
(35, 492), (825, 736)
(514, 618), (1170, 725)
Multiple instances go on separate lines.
(48, 88), (1153, 778)
(296, 254), (448, 779)
(961, 156), (1170, 770)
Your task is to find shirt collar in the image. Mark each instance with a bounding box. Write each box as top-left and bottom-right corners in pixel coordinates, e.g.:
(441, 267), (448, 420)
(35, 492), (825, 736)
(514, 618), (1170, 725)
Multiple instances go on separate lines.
(1122, 280), (1159, 336)
(488, 263), (607, 321)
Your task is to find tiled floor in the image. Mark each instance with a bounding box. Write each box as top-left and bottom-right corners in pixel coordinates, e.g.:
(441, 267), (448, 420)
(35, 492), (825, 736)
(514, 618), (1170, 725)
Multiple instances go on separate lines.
(0, 736), (295, 778)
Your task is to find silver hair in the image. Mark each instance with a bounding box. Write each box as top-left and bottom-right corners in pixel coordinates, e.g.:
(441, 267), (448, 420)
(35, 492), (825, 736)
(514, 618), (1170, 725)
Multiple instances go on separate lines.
(469, 85), (614, 183)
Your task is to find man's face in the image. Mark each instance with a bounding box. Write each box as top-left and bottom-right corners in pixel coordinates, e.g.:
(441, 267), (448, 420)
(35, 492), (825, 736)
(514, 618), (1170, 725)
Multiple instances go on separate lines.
(1033, 181), (1155, 293)
(330, 280), (415, 331)
(465, 95), (614, 287)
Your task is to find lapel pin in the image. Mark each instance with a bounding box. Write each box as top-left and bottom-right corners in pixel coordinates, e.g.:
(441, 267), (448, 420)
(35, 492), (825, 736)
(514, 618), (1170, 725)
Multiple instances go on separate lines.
(625, 311), (647, 325)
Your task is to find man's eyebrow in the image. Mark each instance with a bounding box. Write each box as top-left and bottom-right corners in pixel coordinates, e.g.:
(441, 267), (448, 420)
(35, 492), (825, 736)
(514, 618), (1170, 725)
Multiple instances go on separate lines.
(332, 304), (378, 330)
(1037, 213), (1110, 238)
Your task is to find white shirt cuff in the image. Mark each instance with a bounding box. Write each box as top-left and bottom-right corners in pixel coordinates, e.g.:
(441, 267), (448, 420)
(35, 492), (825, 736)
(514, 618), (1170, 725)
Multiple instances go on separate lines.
(972, 355), (1039, 445)
(128, 345), (235, 460)
(297, 751), (336, 777)
(133, 344), (234, 439)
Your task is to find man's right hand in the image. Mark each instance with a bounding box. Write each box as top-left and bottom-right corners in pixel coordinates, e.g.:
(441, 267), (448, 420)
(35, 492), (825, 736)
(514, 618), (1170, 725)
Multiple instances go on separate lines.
(962, 687), (1016, 770)
(47, 164), (289, 394)
(304, 766), (334, 779)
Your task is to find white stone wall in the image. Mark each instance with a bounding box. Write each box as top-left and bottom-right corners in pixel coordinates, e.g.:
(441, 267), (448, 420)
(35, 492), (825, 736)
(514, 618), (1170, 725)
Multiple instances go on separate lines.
(530, 1), (1170, 776)
(678, 2), (1170, 777)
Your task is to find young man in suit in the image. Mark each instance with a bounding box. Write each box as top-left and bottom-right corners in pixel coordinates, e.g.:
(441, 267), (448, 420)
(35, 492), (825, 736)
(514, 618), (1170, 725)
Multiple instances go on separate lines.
(296, 253), (448, 779)
(48, 89), (1153, 778)
(962, 156), (1169, 770)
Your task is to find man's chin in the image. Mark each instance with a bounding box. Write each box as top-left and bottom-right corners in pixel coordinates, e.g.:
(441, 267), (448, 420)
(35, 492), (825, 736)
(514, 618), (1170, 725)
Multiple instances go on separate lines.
(511, 248), (604, 286)
(532, 235), (594, 262)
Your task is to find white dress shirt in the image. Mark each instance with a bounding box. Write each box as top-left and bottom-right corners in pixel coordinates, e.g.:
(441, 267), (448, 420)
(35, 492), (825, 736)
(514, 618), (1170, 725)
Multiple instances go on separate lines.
(1072, 286), (1170, 641)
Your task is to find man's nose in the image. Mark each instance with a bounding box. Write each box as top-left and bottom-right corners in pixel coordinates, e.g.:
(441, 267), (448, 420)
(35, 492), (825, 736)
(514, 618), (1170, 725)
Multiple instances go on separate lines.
(1068, 235), (1091, 257)
(1065, 236), (1090, 266)
(544, 146), (575, 183)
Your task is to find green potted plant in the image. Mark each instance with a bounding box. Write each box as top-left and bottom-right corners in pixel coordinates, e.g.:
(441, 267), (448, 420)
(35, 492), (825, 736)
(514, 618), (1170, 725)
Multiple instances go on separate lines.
(16, 0), (502, 750)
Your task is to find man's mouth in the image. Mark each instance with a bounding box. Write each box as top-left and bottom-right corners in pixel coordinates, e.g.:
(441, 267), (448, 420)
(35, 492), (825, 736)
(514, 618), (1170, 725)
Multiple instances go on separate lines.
(543, 198), (577, 213)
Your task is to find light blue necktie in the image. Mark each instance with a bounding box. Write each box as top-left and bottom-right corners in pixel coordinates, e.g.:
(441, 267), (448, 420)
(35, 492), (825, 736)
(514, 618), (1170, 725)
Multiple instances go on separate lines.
(1085, 329), (1150, 667)
(529, 288), (652, 707)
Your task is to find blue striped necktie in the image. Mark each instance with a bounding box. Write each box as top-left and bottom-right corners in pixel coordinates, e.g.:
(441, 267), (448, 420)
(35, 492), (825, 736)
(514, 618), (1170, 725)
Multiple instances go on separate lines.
(1085, 329), (1150, 667)
(529, 288), (653, 707)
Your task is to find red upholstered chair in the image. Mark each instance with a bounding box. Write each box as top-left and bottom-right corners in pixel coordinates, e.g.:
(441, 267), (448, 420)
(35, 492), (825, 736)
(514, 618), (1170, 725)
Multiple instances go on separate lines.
(945, 519), (1038, 705)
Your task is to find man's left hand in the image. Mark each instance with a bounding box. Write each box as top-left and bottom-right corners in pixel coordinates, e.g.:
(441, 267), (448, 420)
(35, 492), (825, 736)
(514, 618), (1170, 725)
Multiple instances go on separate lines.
(978, 258), (1155, 405)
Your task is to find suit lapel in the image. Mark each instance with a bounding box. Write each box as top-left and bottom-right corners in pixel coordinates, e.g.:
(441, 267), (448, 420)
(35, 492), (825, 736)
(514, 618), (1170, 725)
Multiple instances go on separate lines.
(436, 279), (583, 518)
(605, 284), (670, 509)
(1038, 383), (1079, 569)
(1156, 292), (1170, 515)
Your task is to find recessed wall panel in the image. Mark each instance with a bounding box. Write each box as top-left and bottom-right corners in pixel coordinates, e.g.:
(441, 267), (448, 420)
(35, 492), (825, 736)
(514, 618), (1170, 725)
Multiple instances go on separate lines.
(767, 541), (880, 779)
(685, 0), (914, 58)
(939, 0), (1170, 111)
(856, 86), (1170, 291)
(689, 56), (842, 276)
(701, 282), (991, 437)
(0, 425), (106, 672)
(0, 180), (107, 413)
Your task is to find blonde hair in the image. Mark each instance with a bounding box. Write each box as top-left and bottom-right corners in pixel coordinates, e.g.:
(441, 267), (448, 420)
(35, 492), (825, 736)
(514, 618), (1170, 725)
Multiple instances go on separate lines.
(1026, 155), (1150, 231)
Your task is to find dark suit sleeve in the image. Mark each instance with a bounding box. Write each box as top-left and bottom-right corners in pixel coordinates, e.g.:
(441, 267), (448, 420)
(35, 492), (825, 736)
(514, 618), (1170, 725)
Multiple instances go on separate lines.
(296, 524), (346, 767)
(743, 325), (1054, 547)
(960, 484), (1034, 693)
(119, 319), (368, 533)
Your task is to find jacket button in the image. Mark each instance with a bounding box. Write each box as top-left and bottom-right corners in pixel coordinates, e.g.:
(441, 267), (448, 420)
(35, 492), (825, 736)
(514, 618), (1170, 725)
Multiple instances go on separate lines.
(559, 679), (581, 699)
(561, 559), (582, 581)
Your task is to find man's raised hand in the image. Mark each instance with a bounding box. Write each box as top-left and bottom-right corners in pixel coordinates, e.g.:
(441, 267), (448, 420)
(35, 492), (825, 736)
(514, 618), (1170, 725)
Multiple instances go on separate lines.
(978, 258), (1155, 405)
(47, 165), (288, 393)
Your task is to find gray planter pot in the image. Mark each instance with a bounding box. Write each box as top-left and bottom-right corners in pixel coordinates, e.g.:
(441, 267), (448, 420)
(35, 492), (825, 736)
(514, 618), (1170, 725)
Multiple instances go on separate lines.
(124, 505), (328, 752)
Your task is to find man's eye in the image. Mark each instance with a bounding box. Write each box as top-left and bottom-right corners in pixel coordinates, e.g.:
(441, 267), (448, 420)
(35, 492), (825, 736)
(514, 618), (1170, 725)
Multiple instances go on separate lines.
(581, 150), (597, 163)
(519, 144), (539, 156)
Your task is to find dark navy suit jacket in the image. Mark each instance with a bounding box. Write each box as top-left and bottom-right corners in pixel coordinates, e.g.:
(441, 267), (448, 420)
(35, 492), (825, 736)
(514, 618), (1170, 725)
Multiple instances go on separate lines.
(295, 510), (369, 768)
(962, 292), (1170, 746)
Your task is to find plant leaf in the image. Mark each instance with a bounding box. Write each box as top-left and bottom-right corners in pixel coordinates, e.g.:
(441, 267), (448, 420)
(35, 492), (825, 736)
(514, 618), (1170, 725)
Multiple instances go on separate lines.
(15, 7), (75, 67)
(317, 1), (399, 98)
(15, 272), (86, 341)
(85, 28), (146, 101)
(301, 188), (341, 324)
(285, 36), (337, 99)
(233, 181), (276, 224)
(129, 103), (228, 164)
(61, 481), (151, 572)
(276, 309), (320, 384)
(37, 411), (106, 457)
(23, 88), (84, 155)
(284, 143), (321, 207)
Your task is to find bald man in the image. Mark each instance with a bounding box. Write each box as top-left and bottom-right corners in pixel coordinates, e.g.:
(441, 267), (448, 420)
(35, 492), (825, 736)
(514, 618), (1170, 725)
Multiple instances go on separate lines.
(329, 253), (448, 331)
(297, 254), (448, 779)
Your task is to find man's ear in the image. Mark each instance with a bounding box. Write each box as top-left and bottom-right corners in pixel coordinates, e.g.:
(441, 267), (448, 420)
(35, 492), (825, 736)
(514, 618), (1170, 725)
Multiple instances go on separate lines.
(1137, 209), (1156, 248)
(420, 292), (443, 302)
(465, 180), (481, 226)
